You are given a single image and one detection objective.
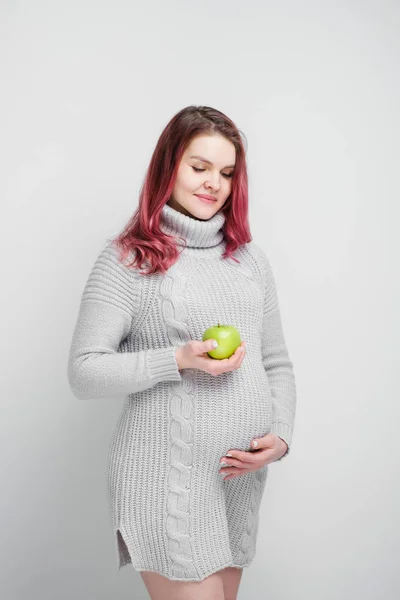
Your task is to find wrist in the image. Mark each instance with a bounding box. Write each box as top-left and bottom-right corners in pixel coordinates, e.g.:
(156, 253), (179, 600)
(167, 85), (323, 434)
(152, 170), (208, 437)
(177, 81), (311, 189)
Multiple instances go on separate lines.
(175, 347), (185, 370)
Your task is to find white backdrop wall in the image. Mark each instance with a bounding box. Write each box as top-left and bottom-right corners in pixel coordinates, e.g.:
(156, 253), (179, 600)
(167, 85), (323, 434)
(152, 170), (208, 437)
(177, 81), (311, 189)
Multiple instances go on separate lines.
(1, 1), (399, 599)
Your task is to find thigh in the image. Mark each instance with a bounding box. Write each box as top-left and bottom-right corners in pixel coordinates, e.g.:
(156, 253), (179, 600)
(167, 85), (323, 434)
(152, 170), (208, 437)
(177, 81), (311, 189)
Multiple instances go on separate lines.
(140, 569), (225, 600)
(220, 567), (243, 600)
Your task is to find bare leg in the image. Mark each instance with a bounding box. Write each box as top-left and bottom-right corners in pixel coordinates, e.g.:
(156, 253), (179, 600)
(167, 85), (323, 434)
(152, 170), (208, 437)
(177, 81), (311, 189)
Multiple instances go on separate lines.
(220, 567), (243, 600)
(140, 569), (225, 600)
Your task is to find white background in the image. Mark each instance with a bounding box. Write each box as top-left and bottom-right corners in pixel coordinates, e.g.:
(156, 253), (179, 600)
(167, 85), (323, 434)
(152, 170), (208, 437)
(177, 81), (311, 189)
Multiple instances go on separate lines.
(1, 1), (399, 599)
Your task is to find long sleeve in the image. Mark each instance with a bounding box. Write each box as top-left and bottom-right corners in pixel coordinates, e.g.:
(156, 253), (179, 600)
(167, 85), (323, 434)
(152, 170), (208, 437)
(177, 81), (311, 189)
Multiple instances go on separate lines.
(67, 241), (182, 400)
(252, 243), (297, 460)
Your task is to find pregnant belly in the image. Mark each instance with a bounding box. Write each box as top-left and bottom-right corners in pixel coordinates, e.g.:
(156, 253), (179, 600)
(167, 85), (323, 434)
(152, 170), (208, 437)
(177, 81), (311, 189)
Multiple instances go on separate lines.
(108, 362), (273, 480)
(192, 363), (273, 462)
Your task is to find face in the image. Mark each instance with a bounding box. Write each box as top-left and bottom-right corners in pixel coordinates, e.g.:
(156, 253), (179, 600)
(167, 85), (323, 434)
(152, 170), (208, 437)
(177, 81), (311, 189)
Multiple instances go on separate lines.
(167, 133), (236, 220)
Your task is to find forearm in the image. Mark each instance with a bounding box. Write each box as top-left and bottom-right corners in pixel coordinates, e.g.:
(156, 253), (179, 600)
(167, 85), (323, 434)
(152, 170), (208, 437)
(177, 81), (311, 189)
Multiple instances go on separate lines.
(251, 242), (296, 457)
(68, 299), (182, 400)
(262, 305), (297, 454)
(68, 344), (182, 400)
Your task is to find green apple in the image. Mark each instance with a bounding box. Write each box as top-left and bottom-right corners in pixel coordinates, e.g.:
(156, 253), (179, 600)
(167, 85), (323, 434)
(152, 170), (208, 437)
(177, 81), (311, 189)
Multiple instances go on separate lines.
(202, 323), (242, 360)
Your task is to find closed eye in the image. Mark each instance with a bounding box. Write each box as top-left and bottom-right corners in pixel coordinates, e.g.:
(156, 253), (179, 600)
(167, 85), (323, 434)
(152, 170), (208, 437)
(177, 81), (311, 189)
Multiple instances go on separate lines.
(192, 166), (233, 179)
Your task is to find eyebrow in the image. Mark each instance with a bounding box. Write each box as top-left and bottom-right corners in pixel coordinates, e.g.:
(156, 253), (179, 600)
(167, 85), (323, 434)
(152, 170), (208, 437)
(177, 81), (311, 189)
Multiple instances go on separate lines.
(189, 155), (235, 169)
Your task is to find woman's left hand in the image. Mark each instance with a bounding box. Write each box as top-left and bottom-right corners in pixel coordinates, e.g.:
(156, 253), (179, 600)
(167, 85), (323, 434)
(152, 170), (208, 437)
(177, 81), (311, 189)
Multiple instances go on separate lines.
(219, 433), (288, 480)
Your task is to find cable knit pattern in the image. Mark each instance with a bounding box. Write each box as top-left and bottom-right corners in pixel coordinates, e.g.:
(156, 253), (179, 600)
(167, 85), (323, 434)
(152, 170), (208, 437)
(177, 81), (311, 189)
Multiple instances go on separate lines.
(67, 202), (297, 581)
(159, 253), (198, 579)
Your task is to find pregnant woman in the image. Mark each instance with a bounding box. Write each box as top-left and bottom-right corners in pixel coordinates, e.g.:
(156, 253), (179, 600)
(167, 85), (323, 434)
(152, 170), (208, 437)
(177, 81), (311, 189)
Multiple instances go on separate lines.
(67, 105), (297, 600)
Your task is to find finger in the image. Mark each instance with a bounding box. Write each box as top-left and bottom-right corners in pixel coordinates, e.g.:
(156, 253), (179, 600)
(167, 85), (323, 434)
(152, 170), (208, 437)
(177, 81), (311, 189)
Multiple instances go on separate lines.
(220, 457), (244, 468)
(235, 342), (246, 357)
(224, 451), (255, 465)
(227, 344), (245, 367)
(226, 446), (268, 463)
(220, 464), (249, 475)
(223, 469), (252, 480)
(235, 342), (246, 361)
(205, 343), (246, 374)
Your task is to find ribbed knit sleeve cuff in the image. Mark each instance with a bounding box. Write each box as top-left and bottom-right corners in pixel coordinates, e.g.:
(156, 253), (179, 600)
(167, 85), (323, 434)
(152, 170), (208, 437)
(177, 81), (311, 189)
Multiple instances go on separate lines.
(270, 421), (293, 460)
(148, 346), (182, 384)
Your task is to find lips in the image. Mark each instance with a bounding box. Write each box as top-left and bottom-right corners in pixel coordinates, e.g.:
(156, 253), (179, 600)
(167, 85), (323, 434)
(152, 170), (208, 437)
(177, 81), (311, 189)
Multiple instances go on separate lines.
(195, 194), (217, 203)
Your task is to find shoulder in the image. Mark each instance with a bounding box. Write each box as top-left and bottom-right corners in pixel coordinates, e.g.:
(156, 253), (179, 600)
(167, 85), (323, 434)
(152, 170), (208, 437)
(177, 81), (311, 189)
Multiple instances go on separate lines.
(245, 240), (270, 263)
(233, 241), (272, 283)
(90, 239), (142, 281)
(81, 240), (143, 313)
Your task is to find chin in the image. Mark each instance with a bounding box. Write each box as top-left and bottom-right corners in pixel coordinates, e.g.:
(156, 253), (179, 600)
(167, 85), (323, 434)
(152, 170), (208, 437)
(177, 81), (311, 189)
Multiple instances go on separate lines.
(170, 196), (220, 219)
(188, 205), (219, 220)
(191, 198), (220, 215)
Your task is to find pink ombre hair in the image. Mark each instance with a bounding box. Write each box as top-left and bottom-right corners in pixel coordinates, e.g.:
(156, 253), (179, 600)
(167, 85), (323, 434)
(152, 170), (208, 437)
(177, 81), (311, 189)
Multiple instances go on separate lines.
(109, 105), (252, 276)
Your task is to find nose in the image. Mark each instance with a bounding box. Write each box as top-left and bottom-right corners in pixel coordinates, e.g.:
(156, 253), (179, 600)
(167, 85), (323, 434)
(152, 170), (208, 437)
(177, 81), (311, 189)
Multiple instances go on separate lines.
(205, 175), (221, 191)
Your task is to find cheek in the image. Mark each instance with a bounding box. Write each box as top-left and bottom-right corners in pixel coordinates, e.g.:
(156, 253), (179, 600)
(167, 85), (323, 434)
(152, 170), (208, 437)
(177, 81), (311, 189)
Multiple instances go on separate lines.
(178, 170), (198, 193)
(222, 179), (232, 196)
(174, 175), (195, 196)
(186, 176), (201, 194)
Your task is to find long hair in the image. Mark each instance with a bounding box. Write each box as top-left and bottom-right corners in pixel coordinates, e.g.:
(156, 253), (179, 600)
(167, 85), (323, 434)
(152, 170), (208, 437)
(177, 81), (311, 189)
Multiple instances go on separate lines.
(109, 105), (252, 276)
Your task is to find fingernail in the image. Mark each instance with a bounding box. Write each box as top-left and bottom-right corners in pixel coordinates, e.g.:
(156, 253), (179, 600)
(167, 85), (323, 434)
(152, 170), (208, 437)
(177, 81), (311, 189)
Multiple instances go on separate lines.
(226, 453), (233, 457)
(252, 440), (258, 448)
(212, 340), (218, 348)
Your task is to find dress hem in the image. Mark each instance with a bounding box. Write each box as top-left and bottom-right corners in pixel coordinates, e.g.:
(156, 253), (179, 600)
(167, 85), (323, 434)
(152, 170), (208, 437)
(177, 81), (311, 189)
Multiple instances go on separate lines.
(120, 558), (254, 582)
(115, 521), (254, 582)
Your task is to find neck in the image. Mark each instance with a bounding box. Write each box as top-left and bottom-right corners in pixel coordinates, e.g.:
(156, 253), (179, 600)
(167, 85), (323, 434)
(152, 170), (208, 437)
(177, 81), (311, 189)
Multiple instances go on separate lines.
(159, 203), (226, 250)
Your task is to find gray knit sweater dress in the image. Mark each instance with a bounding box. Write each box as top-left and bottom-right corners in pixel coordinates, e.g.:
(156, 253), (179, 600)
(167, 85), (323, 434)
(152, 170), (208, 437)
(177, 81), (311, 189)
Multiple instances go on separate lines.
(67, 202), (297, 582)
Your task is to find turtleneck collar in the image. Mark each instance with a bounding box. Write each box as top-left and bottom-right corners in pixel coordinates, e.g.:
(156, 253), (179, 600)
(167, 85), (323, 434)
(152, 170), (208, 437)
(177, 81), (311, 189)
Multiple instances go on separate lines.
(159, 202), (226, 249)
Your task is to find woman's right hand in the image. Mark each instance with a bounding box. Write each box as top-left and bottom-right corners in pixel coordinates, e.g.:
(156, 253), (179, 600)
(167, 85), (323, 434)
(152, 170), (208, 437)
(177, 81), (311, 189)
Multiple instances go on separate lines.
(175, 339), (246, 376)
